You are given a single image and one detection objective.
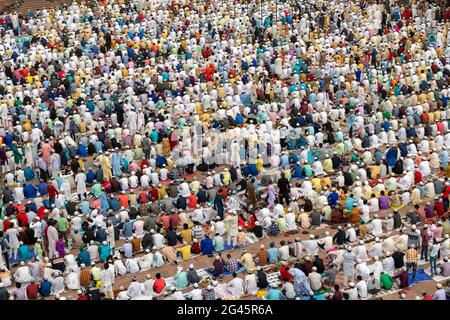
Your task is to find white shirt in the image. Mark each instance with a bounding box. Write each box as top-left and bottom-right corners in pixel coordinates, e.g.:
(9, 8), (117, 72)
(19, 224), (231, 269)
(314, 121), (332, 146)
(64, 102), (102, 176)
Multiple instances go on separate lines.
(356, 280), (368, 298)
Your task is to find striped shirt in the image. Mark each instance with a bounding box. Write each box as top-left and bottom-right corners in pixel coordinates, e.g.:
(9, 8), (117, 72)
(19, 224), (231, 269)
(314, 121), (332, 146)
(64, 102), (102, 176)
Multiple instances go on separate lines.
(406, 248), (418, 264)
(192, 226), (204, 240)
(80, 269), (91, 286)
(258, 250), (268, 266)
(225, 258), (239, 273)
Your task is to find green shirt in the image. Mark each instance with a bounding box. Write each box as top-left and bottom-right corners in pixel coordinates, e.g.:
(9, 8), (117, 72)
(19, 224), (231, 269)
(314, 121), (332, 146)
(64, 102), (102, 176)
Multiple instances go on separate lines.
(303, 165), (313, 177)
(174, 271), (189, 289)
(380, 274), (393, 290)
(56, 217), (69, 232)
(92, 184), (102, 198)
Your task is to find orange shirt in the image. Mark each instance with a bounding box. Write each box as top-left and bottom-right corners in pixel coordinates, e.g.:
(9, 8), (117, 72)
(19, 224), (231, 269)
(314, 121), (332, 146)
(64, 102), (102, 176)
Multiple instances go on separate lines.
(118, 195), (129, 208)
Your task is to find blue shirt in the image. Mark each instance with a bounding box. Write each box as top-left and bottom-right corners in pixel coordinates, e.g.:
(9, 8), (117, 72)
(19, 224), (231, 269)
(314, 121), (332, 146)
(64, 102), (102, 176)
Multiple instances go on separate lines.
(122, 243), (133, 258)
(99, 244), (111, 262)
(213, 236), (225, 252)
(122, 221), (134, 238)
(108, 198), (120, 212)
(201, 237), (214, 255)
(86, 171), (95, 184)
(24, 167), (35, 181)
(78, 145), (87, 157)
(77, 250), (90, 266)
(39, 281), (52, 296)
(265, 289), (283, 300)
(38, 182), (48, 196)
(24, 184), (37, 198)
(267, 247), (279, 263)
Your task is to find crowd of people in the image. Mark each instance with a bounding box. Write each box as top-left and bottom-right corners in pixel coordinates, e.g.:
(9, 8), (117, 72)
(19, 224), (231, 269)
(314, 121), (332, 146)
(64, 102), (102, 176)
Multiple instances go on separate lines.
(0, 0), (450, 300)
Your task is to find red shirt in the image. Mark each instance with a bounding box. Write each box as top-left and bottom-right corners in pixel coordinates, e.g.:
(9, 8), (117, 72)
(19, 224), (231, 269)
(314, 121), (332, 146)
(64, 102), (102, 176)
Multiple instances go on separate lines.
(140, 160), (150, 170)
(187, 194), (198, 209)
(47, 184), (59, 198)
(414, 171), (422, 184)
(37, 207), (46, 220)
(435, 201), (445, 216)
(246, 215), (256, 230)
(160, 215), (170, 229)
(444, 186), (450, 199)
(280, 266), (293, 281)
(17, 212), (29, 227)
(191, 242), (201, 254)
(77, 295), (90, 300)
(3, 220), (11, 232)
(153, 278), (166, 293)
(417, 208), (426, 222)
(26, 283), (39, 300)
(149, 188), (159, 202)
(138, 192), (148, 204)
(238, 217), (246, 229)
(15, 203), (25, 214)
(170, 214), (179, 229)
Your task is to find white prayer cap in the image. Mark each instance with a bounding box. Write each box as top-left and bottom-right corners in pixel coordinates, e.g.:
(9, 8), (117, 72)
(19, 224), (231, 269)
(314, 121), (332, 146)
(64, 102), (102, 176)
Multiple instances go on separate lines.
(309, 234), (315, 239)
(260, 244), (265, 249)
(193, 283), (199, 288)
(349, 282), (355, 287)
(359, 240), (364, 245)
(189, 264), (194, 269)
(207, 285), (213, 290)
(325, 231), (330, 236)
(437, 283), (443, 289)
(77, 290), (82, 294)
(212, 281), (218, 286)
(375, 237), (380, 242)
(411, 225), (417, 230)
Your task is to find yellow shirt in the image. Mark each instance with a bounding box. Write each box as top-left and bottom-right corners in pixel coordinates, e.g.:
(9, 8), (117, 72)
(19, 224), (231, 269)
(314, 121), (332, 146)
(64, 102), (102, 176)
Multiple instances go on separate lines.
(180, 229), (192, 243)
(177, 245), (192, 260)
(311, 178), (322, 192)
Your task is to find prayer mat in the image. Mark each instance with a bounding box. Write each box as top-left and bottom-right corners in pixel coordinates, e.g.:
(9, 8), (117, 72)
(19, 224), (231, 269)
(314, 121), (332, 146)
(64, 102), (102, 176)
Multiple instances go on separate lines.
(256, 290), (268, 299)
(313, 287), (332, 296)
(205, 264), (246, 276)
(408, 269), (433, 286)
(300, 294), (327, 300)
